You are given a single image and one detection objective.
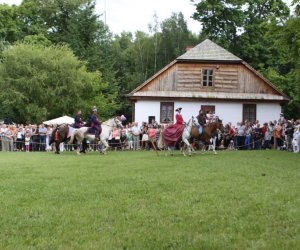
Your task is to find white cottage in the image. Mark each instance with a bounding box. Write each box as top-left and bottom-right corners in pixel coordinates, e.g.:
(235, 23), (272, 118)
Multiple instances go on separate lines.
(127, 39), (289, 126)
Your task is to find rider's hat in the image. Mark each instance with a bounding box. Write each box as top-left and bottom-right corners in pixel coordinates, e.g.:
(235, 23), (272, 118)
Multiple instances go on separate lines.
(175, 107), (182, 112)
(92, 106), (97, 112)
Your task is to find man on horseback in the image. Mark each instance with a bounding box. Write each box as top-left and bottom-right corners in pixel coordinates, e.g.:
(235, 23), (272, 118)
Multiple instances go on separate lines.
(90, 106), (102, 141)
(74, 110), (84, 128)
(196, 109), (206, 135)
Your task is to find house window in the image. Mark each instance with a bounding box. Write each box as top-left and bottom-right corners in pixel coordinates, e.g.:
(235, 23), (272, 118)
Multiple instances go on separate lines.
(160, 102), (174, 124)
(202, 69), (214, 87)
(243, 104), (256, 123)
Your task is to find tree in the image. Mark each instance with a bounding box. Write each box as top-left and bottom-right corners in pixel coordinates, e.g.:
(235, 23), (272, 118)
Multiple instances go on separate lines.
(263, 15), (300, 118)
(159, 12), (195, 66)
(192, 0), (290, 67)
(0, 43), (118, 123)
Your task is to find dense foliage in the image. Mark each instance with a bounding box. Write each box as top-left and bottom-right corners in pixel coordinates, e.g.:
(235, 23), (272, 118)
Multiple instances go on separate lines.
(0, 0), (299, 123)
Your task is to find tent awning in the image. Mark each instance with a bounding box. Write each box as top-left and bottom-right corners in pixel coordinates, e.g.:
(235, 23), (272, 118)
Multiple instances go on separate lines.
(43, 115), (74, 125)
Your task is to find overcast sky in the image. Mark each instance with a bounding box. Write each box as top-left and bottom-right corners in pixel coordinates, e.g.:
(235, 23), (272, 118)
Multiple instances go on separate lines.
(0, 0), (201, 34)
(1, 0), (294, 35)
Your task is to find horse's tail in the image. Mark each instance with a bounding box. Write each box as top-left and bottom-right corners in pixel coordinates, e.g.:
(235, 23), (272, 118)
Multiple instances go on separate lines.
(69, 129), (77, 144)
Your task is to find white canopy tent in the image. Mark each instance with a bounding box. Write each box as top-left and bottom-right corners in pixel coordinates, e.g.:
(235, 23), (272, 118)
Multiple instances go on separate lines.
(43, 115), (74, 126)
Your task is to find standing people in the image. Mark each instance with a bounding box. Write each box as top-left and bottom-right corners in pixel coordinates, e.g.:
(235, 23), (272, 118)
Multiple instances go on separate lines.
(16, 126), (24, 151)
(39, 124), (47, 151)
(25, 132), (31, 152)
(131, 122), (140, 150)
(46, 125), (53, 152)
(1, 124), (9, 151)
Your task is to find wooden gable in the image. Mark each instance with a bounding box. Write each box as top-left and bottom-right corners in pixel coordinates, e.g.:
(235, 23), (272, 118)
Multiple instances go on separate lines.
(138, 62), (279, 96)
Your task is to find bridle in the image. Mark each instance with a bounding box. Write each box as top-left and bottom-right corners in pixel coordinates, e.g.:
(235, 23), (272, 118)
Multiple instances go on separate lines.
(113, 117), (124, 129)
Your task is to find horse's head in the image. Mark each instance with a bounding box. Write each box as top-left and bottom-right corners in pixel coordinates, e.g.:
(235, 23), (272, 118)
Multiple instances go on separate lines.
(216, 119), (224, 132)
(191, 116), (200, 127)
(114, 117), (124, 129)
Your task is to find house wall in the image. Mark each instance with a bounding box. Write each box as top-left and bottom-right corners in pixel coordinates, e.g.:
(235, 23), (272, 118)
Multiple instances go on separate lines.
(256, 103), (282, 124)
(134, 101), (161, 126)
(134, 100), (282, 127)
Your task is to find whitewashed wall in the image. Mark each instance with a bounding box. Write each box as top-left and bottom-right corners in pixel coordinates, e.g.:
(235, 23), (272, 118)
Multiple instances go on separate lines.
(256, 103), (282, 124)
(134, 101), (161, 126)
(134, 100), (282, 126)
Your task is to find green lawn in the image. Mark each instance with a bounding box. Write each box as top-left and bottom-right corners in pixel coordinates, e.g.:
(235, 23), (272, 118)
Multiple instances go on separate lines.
(0, 150), (299, 249)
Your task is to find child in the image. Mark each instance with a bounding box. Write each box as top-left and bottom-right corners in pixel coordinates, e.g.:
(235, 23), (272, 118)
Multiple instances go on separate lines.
(25, 132), (31, 152)
(292, 125), (300, 153)
(228, 139), (235, 150)
(126, 129), (133, 150)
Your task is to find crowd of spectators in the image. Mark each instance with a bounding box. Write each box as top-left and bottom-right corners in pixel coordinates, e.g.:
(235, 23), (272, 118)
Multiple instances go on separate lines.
(1, 114), (299, 153)
(221, 117), (300, 153)
(0, 123), (53, 152)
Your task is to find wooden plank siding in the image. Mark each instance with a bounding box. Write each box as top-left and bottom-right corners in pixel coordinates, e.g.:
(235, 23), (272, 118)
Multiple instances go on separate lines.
(139, 62), (279, 95)
(140, 64), (178, 92)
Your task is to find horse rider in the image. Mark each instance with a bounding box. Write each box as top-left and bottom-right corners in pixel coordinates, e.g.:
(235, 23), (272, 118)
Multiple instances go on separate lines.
(74, 110), (84, 128)
(90, 106), (102, 141)
(175, 107), (185, 127)
(196, 109), (206, 134)
(161, 107), (185, 148)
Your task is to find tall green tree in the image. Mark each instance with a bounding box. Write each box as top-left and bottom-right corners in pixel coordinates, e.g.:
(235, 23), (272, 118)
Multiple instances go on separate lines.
(192, 0), (244, 49)
(262, 15), (300, 118)
(18, 0), (105, 64)
(0, 43), (118, 123)
(159, 12), (195, 66)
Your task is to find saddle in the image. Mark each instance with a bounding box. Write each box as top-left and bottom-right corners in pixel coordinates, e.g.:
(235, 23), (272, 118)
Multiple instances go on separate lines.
(85, 127), (96, 135)
(191, 126), (203, 138)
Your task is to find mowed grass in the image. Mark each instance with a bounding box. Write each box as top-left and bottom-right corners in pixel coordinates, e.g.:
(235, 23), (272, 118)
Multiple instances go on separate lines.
(0, 150), (299, 250)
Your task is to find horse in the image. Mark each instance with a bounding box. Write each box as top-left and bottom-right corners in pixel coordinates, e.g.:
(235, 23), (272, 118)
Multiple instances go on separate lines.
(49, 124), (71, 154)
(191, 119), (224, 154)
(181, 116), (200, 156)
(69, 116), (124, 155)
(162, 116), (199, 156)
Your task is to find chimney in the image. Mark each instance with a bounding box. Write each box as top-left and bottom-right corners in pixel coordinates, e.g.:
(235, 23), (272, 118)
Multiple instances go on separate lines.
(185, 46), (193, 52)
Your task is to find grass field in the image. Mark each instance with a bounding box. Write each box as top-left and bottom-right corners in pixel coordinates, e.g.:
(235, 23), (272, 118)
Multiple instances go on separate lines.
(0, 150), (299, 249)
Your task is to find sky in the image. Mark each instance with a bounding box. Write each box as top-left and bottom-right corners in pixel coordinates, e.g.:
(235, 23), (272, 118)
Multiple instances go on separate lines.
(0, 0), (202, 34)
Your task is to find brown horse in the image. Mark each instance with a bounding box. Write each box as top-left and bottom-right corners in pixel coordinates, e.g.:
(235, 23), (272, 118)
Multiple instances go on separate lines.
(49, 124), (70, 154)
(191, 120), (224, 154)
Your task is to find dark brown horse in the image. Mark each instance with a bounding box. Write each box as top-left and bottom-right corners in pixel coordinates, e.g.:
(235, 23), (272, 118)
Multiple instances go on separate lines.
(49, 124), (70, 154)
(191, 120), (224, 153)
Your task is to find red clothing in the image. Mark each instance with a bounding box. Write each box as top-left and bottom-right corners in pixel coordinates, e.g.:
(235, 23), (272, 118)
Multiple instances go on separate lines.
(175, 113), (184, 126)
(162, 112), (184, 147)
(261, 126), (267, 137)
(229, 127), (235, 138)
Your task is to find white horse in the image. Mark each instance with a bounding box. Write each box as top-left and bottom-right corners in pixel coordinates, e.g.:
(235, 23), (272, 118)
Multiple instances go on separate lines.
(181, 116), (200, 156)
(69, 117), (123, 155)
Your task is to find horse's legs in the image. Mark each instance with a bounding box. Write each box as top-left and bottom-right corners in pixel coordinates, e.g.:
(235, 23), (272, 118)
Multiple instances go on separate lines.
(74, 139), (83, 155)
(182, 138), (192, 156)
(55, 141), (60, 154)
(80, 139), (87, 153)
(100, 139), (109, 154)
(212, 136), (217, 154)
